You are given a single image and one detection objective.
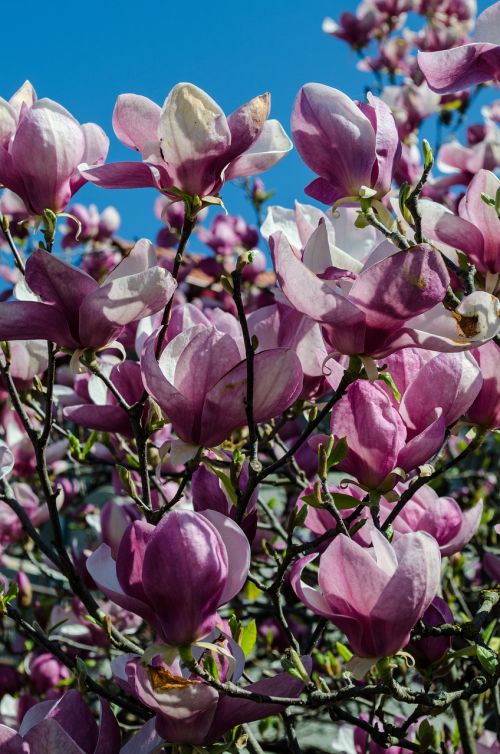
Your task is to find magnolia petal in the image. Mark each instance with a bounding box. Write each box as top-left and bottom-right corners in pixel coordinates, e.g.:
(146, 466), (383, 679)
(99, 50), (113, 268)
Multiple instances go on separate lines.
(418, 44), (500, 94)
(112, 93), (161, 152)
(225, 119), (292, 179)
(200, 510), (250, 604)
(0, 300), (78, 348)
(86, 543), (156, 625)
(79, 160), (162, 189)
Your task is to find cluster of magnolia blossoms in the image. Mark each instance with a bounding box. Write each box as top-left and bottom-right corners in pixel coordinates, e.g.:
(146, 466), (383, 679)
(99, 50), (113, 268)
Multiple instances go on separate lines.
(0, 2), (498, 752)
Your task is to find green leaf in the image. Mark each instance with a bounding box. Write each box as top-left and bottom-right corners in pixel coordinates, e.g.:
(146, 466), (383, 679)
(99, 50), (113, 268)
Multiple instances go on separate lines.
(482, 619), (496, 645)
(335, 641), (353, 662)
(302, 493), (324, 509)
(239, 619), (257, 657)
(377, 371), (401, 401)
(294, 504), (308, 529)
(417, 718), (439, 750)
(206, 463), (237, 505)
(330, 493), (361, 511)
(81, 431), (97, 460)
(327, 437), (348, 469)
(228, 613), (241, 641)
(476, 645), (498, 674)
(67, 432), (81, 459)
(246, 581), (262, 601)
(203, 653), (220, 680)
(280, 650), (310, 683)
(480, 191), (495, 207)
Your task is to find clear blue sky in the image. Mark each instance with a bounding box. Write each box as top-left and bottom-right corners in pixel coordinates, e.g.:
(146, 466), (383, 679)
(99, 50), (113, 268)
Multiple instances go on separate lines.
(2, 0), (494, 249)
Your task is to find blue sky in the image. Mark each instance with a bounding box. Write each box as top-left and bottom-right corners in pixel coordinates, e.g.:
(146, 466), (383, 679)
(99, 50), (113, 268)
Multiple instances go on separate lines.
(2, 0), (495, 250)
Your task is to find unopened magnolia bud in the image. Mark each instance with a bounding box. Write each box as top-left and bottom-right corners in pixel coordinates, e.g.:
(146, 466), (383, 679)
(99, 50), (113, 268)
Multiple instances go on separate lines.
(220, 275), (234, 294)
(16, 572), (32, 608)
(422, 138), (434, 171)
(147, 445), (161, 468)
(318, 444), (328, 481)
(117, 465), (139, 501)
(147, 399), (165, 432)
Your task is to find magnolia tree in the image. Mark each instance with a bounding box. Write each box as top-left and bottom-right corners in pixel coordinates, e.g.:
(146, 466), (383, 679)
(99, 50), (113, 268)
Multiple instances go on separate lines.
(0, 1), (499, 753)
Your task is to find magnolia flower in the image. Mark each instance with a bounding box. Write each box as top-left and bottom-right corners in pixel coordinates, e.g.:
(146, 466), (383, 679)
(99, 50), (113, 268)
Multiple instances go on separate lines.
(421, 170), (500, 284)
(410, 596), (454, 666)
(63, 361), (144, 435)
(418, 1), (500, 93)
(271, 228), (499, 356)
(192, 461), (258, 542)
(261, 201), (383, 272)
(436, 126), (500, 188)
(0, 690), (120, 753)
(87, 509), (250, 646)
(0, 240), (177, 352)
(80, 82), (291, 202)
(291, 83), (401, 204)
(381, 485), (483, 556)
(141, 320), (303, 447)
(28, 654), (70, 695)
(60, 203), (120, 249)
(291, 530), (441, 658)
(322, 6), (379, 49)
(327, 351), (482, 489)
(115, 651), (311, 747)
(0, 81), (108, 215)
(0, 340), (48, 395)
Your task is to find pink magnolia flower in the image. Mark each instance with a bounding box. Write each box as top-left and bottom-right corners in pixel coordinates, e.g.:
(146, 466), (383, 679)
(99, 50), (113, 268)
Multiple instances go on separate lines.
(322, 6), (380, 49)
(329, 351), (482, 489)
(381, 484), (483, 556)
(261, 201), (383, 271)
(381, 83), (440, 140)
(421, 169), (500, 282)
(0, 81), (108, 215)
(63, 361), (144, 435)
(192, 461), (258, 542)
(291, 84), (401, 204)
(0, 690), (120, 753)
(410, 596), (454, 666)
(87, 509), (250, 646)
(435, 128), (500, 191)
(60, 203), (120, 249)
(483, 550), (500, 581)
(418, 2), (500, 93)
(0, 340), (48, 396)
(473, 731), (500, 754)
(197, 214), (259, 256)
(114, 651), (311, 747)
(141, 320), (303, 447)
(0, 483), (53, 546)
(29, 654), (70, 696)
(466, 340), (500, 428)
(80, 83), (292, 201)
(291, 530), (441, 658)
(0, 240), (177, 352)
(0, 189), (31, 239)
(271, 228), (499, 356)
